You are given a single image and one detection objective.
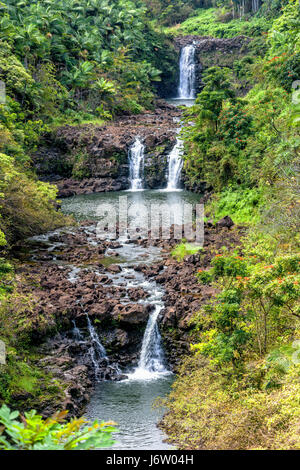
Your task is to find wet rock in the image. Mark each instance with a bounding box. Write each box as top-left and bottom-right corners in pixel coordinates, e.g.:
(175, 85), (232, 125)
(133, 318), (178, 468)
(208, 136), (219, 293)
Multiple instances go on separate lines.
(107, 264), (122, 273)
(33, 103), (180, 194)
(127, 288), (149, 301)
(112, 303), (151, 326)
(115, 329), (130, 347)
(216, 216), (234, 229)
(87, 302), (112, 321)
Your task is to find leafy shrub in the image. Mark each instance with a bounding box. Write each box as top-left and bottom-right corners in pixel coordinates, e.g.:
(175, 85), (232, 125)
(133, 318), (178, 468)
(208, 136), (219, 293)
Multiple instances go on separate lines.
(171, 243), (202, 262)
(0, 405), (117, 450)
(168, 8), (272, 38)
(161, 355), (300, 450)
(0, 152), (67, 243)
(193, 252), (300, 364)
(209, 187), (263, 224)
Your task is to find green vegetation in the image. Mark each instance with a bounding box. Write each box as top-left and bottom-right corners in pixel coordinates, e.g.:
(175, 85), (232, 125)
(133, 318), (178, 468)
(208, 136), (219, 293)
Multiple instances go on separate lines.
(0, 0), (299, 451)
(162, 355), (300, 450)
(171, 242), (203, 262)
(163, 242), (300, 449)
(208, 187), (263, 224)
(161, 0), (300, 450)
(0, 0), (178, 244)
(144, 0), (203, 26)
(167, 7), (273, 38)
(195, 252), (299, 363)
(0, 405), (117, 450)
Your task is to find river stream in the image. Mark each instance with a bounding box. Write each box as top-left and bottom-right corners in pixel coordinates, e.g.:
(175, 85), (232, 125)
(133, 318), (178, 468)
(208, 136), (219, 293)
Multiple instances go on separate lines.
(60, 188), (199, 450)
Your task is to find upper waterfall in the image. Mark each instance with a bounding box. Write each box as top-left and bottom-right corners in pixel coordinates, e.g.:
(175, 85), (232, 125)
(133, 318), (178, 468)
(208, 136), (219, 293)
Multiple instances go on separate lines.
(128, 137), (145, 191)
(178, 45), (196, 99)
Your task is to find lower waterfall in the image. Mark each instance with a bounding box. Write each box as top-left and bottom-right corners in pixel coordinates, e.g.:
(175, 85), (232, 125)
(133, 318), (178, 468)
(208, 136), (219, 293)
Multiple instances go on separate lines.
(138, 307), (167, 372)
(127, 287), (169, 381)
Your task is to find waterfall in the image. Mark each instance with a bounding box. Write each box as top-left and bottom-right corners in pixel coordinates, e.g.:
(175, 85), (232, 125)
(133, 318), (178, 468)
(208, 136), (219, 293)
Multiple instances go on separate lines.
(128, 137), (145, 191)
(138, 306), (166, 372)
(178, 45), (196, 99)
(128, 305), (168, 380)
(252, 0), (259, 13)
(166, 138), (184, 191)
(239, 0), (245, 19)
(86, 314), (107, 378)
(72, 320), (83, 341)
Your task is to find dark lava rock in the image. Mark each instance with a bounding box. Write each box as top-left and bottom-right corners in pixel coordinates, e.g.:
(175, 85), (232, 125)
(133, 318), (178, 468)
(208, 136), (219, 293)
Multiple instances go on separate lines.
(107, 264), (122, 273)
(216, 216), (234, 229)
(112, 303), (152, 326)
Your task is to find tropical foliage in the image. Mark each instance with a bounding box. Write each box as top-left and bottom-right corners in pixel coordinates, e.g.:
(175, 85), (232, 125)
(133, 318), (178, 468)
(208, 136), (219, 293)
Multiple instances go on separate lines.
(0, 405), (117, 450)
(161, 0), (300, 451)
(0, 0), (299, 451)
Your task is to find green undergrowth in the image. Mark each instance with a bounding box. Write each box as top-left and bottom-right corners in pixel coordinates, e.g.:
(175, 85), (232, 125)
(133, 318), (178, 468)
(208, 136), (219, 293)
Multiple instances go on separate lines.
(171, 243), (203, 262)
(167, 8), (272, 38)
(0, 283), (65, 411)
(0, 405), (117, 450)
(162, 227), (300, 449)
(208, 187), (264, 225)
(162, 354), (300, 450)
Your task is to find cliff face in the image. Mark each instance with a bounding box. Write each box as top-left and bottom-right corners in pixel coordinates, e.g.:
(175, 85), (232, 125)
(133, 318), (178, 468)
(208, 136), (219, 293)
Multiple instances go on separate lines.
(174, 35), (251, 93)
(33, 102), (179, 196)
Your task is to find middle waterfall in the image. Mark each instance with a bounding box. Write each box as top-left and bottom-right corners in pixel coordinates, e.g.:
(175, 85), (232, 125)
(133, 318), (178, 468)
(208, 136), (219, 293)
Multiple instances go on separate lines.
(166, 138), (184, 191)
(178, 45), (196, 99)
(128, 137), (145, 191)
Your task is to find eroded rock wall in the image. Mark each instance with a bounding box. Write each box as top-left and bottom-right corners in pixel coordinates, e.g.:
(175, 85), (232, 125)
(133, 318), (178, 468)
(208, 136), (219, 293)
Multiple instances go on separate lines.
(174, 35), (251, 93)
(33, 102), (180, 196)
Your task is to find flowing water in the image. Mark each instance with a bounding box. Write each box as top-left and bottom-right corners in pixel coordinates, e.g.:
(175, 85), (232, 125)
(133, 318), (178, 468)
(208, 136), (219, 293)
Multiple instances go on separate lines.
(86, 314), (108, 379)
(128, 137), (145, 191)
(86, 378), (174, 450)
(178, 45), (196, 99)
(61, 188), (201, 449)
(165, 138), (184, 191)
(72, 320), (83, 341)
(60, 62), (202, 448)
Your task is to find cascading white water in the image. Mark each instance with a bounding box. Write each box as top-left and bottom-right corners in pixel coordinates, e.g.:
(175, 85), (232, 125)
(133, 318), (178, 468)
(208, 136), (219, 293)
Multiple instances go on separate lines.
(252, 0), (260, 12)
(128, 137), (145, 191)
(166, 138), (184, 191)
(86, 314), (107, 378)
(128, 306), (168, 380)
(103, 251), (170, 381)
(138, 306), (166, 373)
(178, 45), (196, 99)
(72, 320), (83, 341)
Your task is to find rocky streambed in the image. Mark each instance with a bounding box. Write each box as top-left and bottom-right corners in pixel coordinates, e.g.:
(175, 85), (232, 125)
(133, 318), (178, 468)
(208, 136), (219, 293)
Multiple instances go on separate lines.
(13, 189), (242, 421)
